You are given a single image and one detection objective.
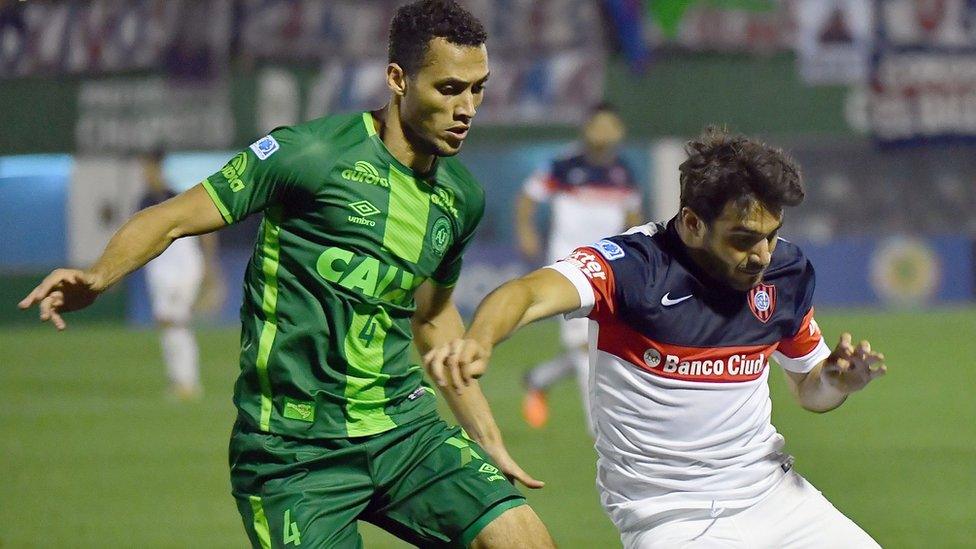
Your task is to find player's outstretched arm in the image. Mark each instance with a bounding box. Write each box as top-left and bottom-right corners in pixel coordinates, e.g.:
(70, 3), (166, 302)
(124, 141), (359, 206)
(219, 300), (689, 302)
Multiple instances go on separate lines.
(423, 267), (581, 393)
(413, 281), (545, 489)
(18, 183), (227, 330)
(785, 332), (888, 413)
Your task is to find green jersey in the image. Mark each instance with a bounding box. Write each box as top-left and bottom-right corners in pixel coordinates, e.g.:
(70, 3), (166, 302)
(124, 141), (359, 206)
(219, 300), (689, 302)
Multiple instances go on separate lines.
(202, 112), (484, 439)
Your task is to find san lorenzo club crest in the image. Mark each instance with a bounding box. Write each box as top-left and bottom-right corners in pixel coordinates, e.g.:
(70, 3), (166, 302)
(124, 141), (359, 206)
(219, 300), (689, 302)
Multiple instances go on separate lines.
(747, 283), (776, 323)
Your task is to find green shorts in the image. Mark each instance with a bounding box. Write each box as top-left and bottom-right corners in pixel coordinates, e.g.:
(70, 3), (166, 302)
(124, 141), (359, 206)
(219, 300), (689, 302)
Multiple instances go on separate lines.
(229, 413), (526, 548)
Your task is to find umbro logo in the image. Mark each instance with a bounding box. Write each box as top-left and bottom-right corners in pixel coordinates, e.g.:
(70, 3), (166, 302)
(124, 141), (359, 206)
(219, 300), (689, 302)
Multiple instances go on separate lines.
(661, 292), (693, 307)
(347, 200), (381, 227)
(478, 462), (506, 482)
(348, 200), (381, 217)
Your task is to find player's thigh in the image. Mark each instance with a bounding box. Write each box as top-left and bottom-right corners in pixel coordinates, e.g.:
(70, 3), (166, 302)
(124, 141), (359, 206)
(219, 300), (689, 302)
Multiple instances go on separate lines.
(736, 471), (880, 548)
(621, 518), (744, 549)
(366, 417), (531, 547)
(235, 493), (363, 549)
(229, 421), (372, 548)
(469, 505), (554, 549)
(776, 484), (880, 548)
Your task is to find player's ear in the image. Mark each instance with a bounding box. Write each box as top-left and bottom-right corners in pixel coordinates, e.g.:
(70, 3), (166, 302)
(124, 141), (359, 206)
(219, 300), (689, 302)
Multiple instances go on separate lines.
(387, 63), (407, 97)
(681, 207), (707, 246)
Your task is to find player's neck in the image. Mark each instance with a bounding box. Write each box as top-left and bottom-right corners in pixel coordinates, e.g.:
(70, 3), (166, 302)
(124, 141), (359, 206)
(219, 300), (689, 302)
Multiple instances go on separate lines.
(374, 104), (436, 174)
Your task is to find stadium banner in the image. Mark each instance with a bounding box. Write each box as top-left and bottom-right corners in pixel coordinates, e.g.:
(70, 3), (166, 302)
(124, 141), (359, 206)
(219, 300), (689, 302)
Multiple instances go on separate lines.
(644, 0), (792, 52)
(795, 0), (872, 85)
(76, 77), (236, 153)
(869, 0), (976, 144)
(797, 235), (974, 307)
(68, 157), (145, 267)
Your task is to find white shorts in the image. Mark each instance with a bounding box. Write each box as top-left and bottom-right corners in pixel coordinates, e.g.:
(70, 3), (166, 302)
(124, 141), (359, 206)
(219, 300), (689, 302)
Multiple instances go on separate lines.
(145, 257), (203, 325)
(619, 470), (880, 549)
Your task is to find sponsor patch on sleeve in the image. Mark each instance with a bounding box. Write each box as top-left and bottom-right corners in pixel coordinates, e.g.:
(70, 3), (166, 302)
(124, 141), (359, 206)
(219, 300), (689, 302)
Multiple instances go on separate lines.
(595, 239), (625, 260)
(249, 135), (280, 160)
(565, 249), (607, 280)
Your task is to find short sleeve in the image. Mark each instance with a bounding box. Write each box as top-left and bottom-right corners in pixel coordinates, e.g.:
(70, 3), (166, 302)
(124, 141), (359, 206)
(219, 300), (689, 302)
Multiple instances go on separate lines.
(200, 126), (307, 224)
(431, 190), (486, 287)
(544, 246), (617, 321)
(773, 307), (831, 373)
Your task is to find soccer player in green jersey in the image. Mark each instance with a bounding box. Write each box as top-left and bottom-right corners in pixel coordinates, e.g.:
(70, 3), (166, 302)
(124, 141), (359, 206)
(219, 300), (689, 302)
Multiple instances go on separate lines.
(19, 1), (555, 547)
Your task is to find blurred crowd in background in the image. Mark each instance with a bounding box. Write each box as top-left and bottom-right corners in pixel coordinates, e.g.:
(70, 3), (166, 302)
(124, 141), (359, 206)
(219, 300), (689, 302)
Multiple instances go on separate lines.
(2, 0), (975, 322)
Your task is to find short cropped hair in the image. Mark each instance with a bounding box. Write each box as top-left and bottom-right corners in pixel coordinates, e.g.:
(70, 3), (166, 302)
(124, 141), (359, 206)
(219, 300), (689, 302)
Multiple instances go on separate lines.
(678, 127), (804, 223)
(388, 0), (487, 75)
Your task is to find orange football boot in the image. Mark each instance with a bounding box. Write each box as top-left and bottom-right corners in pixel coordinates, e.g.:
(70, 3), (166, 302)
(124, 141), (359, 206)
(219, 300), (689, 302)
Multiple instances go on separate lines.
(522, 389), (549, 429)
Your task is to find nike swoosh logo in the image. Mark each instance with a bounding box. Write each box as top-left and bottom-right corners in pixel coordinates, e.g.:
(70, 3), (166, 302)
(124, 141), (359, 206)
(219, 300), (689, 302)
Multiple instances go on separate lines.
(661, 292), (693, 306)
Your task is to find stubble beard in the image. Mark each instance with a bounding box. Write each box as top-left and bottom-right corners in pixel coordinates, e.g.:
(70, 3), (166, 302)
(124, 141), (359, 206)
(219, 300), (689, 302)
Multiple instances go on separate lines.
(402, 116), (456, 158)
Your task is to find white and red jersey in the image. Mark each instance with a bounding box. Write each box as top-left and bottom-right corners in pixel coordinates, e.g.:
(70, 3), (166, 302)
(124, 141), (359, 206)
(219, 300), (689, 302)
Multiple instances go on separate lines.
(523, 151), (641, 261)
(545, 219), (831, 533)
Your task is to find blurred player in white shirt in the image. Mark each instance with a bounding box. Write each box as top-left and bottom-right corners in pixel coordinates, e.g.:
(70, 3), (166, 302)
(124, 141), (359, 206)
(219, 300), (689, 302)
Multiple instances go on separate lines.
(139, 152), (224, 400)
(515, 103), (642, 429)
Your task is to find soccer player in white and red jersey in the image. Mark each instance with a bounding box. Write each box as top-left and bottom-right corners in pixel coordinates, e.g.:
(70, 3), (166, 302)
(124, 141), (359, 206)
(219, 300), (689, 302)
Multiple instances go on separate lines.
(138, 151), (224, 400)
(425, 128), (887, 547)
(515, 103), (642, 429)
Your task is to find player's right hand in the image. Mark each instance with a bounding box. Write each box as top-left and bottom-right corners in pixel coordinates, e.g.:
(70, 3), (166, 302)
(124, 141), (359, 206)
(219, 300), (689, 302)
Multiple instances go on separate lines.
(423, 338), (491, 394)
(17, 269), (105, 331)
(823, 332), (887, 394)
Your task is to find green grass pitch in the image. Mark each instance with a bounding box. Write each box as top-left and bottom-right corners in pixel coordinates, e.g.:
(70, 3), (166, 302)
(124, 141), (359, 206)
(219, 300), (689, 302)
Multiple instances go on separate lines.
(1, 308), (974, 547)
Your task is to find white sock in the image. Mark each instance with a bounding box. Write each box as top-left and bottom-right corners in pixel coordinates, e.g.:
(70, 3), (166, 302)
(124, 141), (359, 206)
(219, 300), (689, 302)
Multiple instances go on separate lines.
(525, 354), (575, 391)
(160, 326), (200, 389)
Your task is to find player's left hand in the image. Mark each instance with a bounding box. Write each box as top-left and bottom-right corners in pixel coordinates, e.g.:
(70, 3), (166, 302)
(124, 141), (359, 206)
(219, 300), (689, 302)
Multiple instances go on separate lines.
(479, 441), (546, 490)
(823, 333), (887, 394)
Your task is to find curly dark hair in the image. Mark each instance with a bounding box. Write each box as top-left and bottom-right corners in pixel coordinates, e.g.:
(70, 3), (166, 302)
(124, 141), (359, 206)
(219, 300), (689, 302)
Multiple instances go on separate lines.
(678, 127), (804, 224)
(389, 0), (487, 75)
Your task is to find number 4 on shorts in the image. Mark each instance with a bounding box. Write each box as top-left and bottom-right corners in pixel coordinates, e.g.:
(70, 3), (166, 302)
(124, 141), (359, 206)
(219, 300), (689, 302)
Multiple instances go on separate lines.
(283, 509), (301, 546)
